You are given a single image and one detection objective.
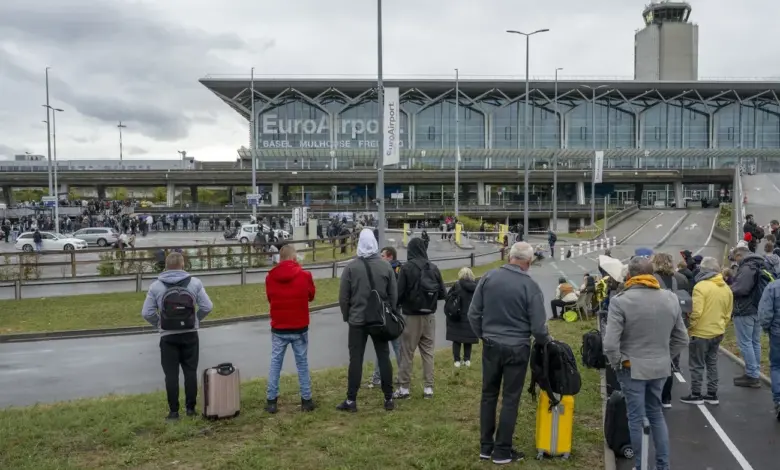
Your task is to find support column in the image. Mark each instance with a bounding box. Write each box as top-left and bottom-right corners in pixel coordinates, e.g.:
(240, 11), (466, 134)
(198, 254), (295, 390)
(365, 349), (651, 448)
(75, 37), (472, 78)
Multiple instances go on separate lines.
(97, 185), (106, 200)
(59, 183), (69, 199)
(477, 181), (486, 205)
(166, 182), (175, 207)
(331, 185), (338, 204)
(674, 182), (684, 209)
(576, 181), (586, 205)
(2, 186), (14, 206)
(271, 182), (280, 207)
(189, 185), (199, 204)
(227, 186), (235, 205)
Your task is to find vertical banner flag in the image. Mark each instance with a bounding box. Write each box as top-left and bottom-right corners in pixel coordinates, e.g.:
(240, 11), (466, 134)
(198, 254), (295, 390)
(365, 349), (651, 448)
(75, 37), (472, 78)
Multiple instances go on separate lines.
(383, 87), (400, 166)
(594, 150), (604, 184)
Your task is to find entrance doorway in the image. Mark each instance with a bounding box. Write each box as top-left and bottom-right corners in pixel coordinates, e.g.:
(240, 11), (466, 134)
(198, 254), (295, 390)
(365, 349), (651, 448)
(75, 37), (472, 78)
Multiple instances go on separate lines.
(615, 190), (634, 206)
(643, 190), (666, 207)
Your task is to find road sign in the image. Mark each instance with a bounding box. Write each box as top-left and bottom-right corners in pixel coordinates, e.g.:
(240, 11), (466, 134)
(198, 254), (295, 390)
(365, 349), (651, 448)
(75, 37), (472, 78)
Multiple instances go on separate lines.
(42, 196), (57, 208)
(247, 193), (261, 206)
(390, 192), (404, 200)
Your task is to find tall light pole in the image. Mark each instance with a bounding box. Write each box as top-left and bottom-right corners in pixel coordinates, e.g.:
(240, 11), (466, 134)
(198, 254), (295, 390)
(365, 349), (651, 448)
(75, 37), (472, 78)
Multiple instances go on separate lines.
(376, 0), (386, 246)
(44, 107), (64, 233)
(507, 28), (550, 239)
(552, 67), (563, 232)
(581, 84), (608, 225)
(44, 67), (53, 197)
(117, 121), (127, 163)
(250, 67), (257, 220)
(454, 68), (460, 217)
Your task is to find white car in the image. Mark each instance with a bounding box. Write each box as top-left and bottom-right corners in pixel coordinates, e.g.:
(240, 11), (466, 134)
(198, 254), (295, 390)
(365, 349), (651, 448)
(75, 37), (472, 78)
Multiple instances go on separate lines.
(238, 224), (290, 244)
(15, 231), (89, 252)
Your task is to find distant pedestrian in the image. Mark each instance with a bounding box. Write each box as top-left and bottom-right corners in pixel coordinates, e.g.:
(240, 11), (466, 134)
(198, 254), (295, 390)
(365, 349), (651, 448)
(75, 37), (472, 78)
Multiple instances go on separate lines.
(141, 252), (213, 421)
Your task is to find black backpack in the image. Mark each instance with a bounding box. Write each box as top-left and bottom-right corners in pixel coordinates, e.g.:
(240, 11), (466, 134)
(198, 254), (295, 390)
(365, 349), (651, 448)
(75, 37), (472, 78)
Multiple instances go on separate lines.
(361, 259), (405, 341)
(160, 277), (197, 331)
(443, 287), (462, 321)
(528, 340), (582, 407)
(581, 329), (607, 369)
(410, 261), (440, 313)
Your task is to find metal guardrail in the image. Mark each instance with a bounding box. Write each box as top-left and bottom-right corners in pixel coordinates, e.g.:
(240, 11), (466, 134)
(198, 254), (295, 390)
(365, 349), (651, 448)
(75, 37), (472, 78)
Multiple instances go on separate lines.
(0, 249), (503, 300)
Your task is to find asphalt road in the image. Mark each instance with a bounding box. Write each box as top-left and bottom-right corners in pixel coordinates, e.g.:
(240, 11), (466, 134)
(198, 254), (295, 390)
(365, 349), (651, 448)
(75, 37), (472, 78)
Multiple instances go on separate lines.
(742, 173), (779, 229)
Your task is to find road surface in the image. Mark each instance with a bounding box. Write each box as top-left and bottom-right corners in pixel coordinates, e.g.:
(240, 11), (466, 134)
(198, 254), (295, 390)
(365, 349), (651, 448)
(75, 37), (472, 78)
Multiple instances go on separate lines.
(742, 173), (778, 230)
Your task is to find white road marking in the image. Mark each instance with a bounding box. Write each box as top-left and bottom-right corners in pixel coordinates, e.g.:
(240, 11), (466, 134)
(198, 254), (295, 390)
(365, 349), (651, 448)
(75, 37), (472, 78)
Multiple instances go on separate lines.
(656, 224), (664, 229)
(694, 209), (720, 256)
(674, 368), (754, 469)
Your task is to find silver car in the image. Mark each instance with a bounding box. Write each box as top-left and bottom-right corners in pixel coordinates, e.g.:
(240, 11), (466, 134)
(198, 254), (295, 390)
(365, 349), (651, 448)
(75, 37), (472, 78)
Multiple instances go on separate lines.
(72, 227), (120, 247)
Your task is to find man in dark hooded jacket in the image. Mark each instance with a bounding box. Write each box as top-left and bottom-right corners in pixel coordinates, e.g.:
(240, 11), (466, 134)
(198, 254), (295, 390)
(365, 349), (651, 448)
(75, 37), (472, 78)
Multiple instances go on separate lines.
(730, 246), (766, 388)
(394, 238), (446, 399)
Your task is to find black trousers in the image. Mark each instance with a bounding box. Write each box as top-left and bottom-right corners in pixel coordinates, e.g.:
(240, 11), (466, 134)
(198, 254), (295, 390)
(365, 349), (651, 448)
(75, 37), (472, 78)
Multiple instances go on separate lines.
(160, 332), (199, 413)
(661, 354), (681, 403)
(452, 342), (473, 361)
(480, 339), (531, 459)
(549, 299), (572, 319)
(347, 325), (393, 401)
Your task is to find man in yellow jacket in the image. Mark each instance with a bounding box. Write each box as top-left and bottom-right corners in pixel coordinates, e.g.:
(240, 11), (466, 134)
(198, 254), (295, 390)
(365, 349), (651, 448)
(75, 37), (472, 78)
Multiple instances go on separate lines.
(680, 257), (734, 405)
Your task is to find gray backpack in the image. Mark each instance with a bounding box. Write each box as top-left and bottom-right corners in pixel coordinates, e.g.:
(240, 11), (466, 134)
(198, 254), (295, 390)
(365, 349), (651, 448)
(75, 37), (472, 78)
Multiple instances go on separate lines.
(654, 274), (692, 326)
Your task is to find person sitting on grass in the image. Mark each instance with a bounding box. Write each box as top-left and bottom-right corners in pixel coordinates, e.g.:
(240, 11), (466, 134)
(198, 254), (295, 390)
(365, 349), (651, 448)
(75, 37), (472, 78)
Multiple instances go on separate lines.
(264, 245), (316, 413)
(141, 252), (213, 422)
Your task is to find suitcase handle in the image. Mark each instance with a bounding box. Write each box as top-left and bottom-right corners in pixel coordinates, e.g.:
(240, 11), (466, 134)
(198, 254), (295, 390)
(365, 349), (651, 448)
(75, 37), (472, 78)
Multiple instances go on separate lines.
(216, 363), (235, 375)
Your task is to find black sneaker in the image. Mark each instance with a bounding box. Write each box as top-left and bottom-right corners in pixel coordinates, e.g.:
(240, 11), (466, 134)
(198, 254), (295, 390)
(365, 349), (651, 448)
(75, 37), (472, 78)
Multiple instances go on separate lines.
(679, 394), (704, 405)
(301, 398), (316, 412)
(384, 399), (395, 411)
(479, 451), (492, 461)
(165, 411), (180, 422)
(733, 375), (761, 388)
(492, 449), (524, 465)
(336, 400), (357, 413)
(185, 408), (197, 417)
(703, 394), (719, 405)
(661, 399), (672, 409)
(265, 398), (278, 414)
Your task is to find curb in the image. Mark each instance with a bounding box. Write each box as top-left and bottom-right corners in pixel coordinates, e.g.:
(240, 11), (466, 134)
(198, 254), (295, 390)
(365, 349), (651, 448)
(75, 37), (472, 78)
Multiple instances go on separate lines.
(718, 345), (772, 386)
(654, 212), (690, 249)
(0, 280), (465, 344)
(617, 211), (663, 245)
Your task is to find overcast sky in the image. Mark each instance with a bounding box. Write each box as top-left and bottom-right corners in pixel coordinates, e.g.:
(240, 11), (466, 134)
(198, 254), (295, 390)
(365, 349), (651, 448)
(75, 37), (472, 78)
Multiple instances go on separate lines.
(0, 0), (776, 162)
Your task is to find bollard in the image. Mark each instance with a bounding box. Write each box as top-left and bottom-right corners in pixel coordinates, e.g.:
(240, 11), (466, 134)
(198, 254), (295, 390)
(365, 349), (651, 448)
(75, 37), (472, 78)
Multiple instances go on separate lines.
(612, 236), (617, 247)
(560, 246), (565, 261)
(578, 243), (584, 257)
(14, 279), (21, 300)
(470, 252), (475, 268)
(596, 239), (601, 250)
(135, 272), (143, 293)
(586, 241), (591, 254)
(240, 266), (247, 285)
(331, 261), (338, 278)
(605, 237), (610, 249)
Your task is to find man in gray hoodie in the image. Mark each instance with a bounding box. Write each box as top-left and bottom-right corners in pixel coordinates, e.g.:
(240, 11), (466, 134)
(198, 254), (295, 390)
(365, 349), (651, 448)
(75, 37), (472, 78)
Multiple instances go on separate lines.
(142, 252), (213, 421)
(468, 242), (550, 464)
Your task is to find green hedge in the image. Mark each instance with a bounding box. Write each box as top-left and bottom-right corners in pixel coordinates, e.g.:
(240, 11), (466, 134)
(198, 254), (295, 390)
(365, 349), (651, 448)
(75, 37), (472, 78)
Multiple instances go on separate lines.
(717, 204), (732, 231)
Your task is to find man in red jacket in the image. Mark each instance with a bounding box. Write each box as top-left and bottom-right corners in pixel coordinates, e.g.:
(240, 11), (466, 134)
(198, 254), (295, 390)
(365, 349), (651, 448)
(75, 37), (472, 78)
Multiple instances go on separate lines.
(265, 245), (316, 413)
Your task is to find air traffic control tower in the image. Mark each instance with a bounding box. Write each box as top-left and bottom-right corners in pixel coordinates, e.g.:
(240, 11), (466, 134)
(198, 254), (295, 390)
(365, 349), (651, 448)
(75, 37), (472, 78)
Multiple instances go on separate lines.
(634, 1), (698, 81)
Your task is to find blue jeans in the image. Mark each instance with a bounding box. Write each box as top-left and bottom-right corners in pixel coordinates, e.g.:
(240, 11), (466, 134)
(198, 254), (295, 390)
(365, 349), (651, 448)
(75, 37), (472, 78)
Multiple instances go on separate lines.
(616, 368), (670, 470)
(34, 241), (43, 252)
(733, 314), (762, 378)
(267, 332), (312, 401)
(770, 334), (780, 404)
(370, 338), (401, 383)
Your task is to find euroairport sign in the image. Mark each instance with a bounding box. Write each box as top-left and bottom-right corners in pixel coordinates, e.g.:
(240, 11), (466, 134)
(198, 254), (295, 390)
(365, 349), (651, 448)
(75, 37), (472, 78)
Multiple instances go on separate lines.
(259, 88), (405, 151)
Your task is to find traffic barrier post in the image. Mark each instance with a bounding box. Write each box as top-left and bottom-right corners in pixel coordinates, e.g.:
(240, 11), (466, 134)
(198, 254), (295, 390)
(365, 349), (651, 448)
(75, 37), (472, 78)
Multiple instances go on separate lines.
(560, 246), (565, 261)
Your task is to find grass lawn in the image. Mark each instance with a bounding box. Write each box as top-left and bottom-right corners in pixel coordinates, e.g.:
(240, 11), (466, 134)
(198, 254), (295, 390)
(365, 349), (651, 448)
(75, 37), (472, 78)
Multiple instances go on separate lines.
(721, 322), (771, 377)
(0, 260), (505, 335)
(568, 219), (605, 240)
(0, 320), (604, 470)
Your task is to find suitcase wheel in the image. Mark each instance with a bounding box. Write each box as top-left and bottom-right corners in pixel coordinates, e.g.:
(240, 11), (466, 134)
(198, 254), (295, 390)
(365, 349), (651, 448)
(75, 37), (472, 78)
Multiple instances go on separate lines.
(536, 452), (545, 461)
(561, 453), (570, 460)
(621, 445), (634, 459)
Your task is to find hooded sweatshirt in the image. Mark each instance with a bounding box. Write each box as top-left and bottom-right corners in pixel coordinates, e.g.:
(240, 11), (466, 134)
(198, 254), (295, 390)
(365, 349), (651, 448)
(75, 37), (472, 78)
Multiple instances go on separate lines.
(141, 270), (214, 336)
(339, 230), (397, 326)
(731, 253), (766, 316)
(266, 259), (315, 334)
(689, 271), (733, 339)
(764, 252), (780, 274)
(397, 237), (447, 315)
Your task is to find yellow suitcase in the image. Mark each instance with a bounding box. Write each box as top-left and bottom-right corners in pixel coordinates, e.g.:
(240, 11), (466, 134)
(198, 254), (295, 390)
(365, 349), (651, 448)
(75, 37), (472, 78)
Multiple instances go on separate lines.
(535, 392), (574, 460)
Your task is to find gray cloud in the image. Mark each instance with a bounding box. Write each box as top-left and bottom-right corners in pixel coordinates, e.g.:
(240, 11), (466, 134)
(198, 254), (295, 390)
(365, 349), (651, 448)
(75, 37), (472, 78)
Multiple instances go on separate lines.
(0, 144), (18, 158)
(126, 146), (148, 156)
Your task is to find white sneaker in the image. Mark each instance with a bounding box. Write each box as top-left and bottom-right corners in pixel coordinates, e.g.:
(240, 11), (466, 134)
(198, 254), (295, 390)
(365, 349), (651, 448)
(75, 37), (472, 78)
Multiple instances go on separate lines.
(423, 387), (433, 399)
(464, 360), (471, 367)
(454, 361), (461, 368)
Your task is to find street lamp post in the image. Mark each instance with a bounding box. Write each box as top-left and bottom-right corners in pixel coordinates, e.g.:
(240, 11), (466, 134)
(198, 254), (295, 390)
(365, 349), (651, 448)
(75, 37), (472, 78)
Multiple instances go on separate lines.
(178, 150), (187, 170)
(454, 68), (460, 217)
(44, 67), (53, 197)
(552, 67), (563, 233)
(117, 121), (127, 163)
(376, 0), (386, 246)
(507, 28), (550, 240)
(581, 84), (608, 225)
(51, 108), (64, 233)
(250, 67), (258, 220)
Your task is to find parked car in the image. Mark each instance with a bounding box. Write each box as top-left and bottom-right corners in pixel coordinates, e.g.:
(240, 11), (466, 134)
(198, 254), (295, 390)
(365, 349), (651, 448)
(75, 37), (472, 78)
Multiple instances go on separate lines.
(15, 232), (89, 252)
(72, 227), (121, 247)
(238, 224), (290, 244)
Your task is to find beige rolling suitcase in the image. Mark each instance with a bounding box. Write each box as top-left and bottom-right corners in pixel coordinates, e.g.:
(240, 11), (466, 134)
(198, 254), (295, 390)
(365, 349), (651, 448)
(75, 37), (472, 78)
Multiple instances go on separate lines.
(202, 363), (241, 419)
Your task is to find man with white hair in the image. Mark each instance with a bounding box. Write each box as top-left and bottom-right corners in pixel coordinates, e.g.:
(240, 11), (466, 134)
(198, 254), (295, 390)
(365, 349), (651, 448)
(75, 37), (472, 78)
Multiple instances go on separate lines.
(468, 242), (549, 464)
(680, 257), (733, 406)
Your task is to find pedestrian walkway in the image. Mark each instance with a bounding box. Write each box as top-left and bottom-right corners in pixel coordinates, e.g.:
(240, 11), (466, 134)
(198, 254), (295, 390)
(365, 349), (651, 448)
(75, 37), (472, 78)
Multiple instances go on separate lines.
(614, 348), (778, 470)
